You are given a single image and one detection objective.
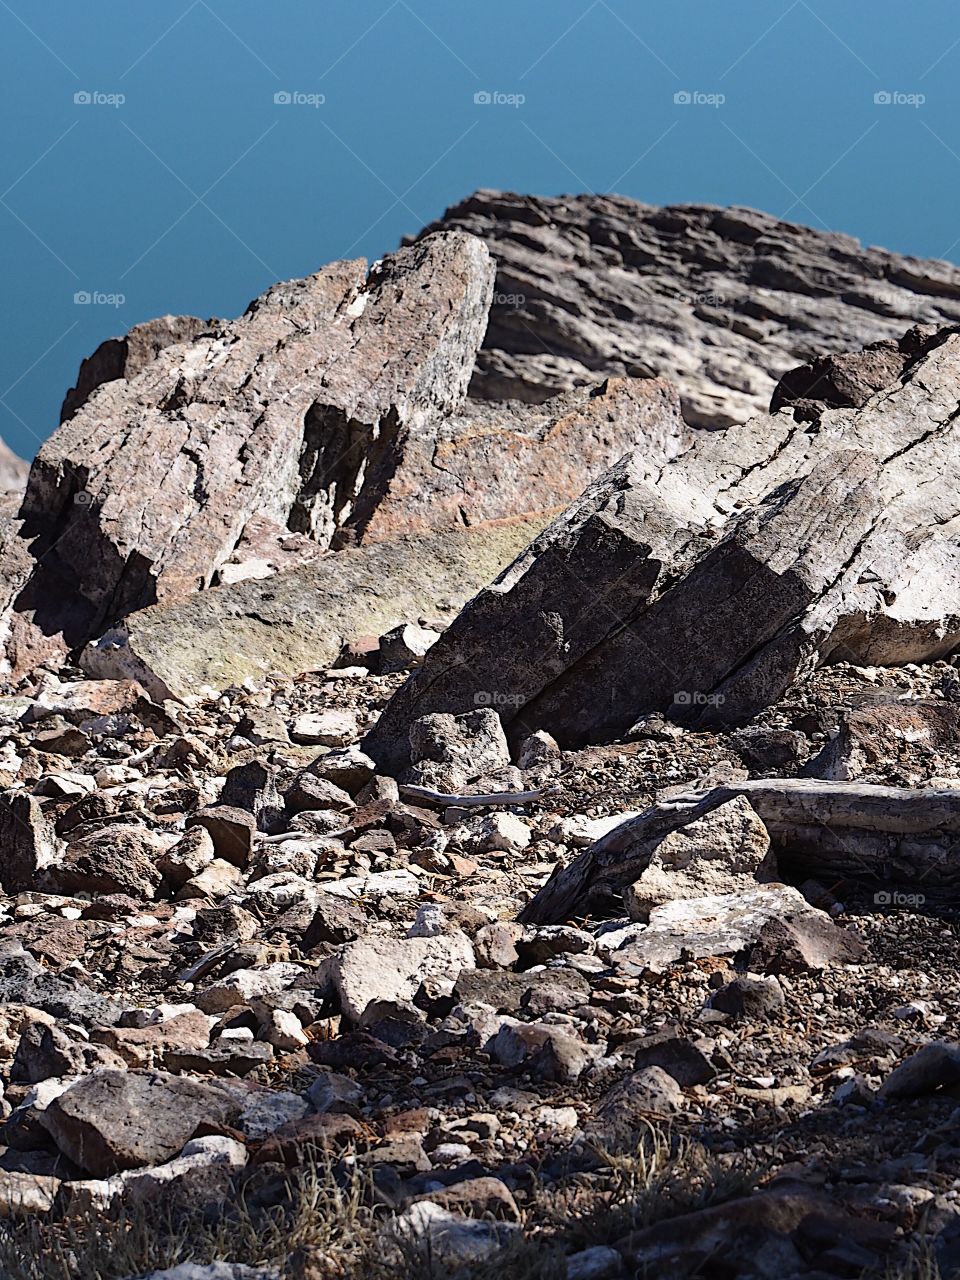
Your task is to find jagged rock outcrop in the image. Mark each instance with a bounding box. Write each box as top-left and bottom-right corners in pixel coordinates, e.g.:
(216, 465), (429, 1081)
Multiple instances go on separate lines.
(59, 315), (216, 422)
(0, 230), (686, 686)
(771, 323), (958, 421)
(416, 190), (960, 427)
(0, 233), (494, 676)
(352, 375), (683, 544)
(366, 330), (960, 770)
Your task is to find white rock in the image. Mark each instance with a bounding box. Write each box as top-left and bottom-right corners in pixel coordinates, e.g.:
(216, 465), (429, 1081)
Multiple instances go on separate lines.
(566, 1245), (623, 1280)
(195, 964), (304, 1014)
(320, 869), (420, 900)
(308, 1072), (364, 1113)
(407, 904), (448, 938)
(259, 1008), (308, 1051)
(121, 1135), (247, 1202)
(477, 812), (531, 853)
(325, 932), (476, 1022)
(392, 1201), (518, 1265)
(290, 710), (359, 746)
(547, 812), (641, 848)
(236, 1090), (309, 1140)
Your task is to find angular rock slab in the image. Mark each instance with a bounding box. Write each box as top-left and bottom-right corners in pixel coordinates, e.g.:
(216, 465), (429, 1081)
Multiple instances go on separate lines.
(623, 794), (775, 922)
(82, 518), (545, 701)
(598, 884), (830, 972)
(368, 333), (960, 768)
(39, 1069), (241, 1177)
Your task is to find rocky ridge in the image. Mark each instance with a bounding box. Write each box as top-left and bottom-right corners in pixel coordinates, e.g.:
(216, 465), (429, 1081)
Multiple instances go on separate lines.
(0, 197), (959, 1279)
(418, 189), (960, 427)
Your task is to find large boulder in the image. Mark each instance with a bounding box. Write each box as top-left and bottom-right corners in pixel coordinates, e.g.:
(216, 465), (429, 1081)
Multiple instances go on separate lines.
(367, 331), (960, 769)
(0, 232), (494, 675)
(39, 1069), (241, 1177)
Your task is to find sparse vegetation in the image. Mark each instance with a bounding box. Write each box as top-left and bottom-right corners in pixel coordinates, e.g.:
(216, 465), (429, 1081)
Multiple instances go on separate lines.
(0, 1133), (766, 1280)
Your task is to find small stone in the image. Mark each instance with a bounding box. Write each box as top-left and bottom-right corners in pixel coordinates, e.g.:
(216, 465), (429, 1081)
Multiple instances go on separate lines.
(158, 827), (215, 890)
(879, 1042), (960, 1100)
(709, 975), (785, 1020)
(590, 1067), (684, 1134)
(195, 964), (303, 1015)
(325, 933), (476, 1023)
(378, 623), (440, 673)
(566, 1245), (623, 1280)
(308, 1072), (364, 1114)
(474, 922), (523, 969)
(259, 1008), (308, 1051)
(187, 806), (256, 868)
(476, 812), (531, 854)
(515, 729), (561, 770)
(291, 711), (359, 747)
(218, 760), (284, 833)
(492, 1020), (596, 1083)
(410, 1175), (520, 1221)
(177, 859), (244, 901)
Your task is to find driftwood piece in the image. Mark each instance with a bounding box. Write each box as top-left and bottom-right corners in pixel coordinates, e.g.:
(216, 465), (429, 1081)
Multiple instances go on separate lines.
(520, 779), (960, 924)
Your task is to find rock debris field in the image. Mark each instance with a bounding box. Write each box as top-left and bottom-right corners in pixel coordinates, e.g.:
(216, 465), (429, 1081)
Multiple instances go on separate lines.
(0, 193), (959, 1279)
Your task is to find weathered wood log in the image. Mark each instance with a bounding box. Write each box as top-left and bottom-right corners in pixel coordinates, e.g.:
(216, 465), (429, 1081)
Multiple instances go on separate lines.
(520, 779), (960, 924)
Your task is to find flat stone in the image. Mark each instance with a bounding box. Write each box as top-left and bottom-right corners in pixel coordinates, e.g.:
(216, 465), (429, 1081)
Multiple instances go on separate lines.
(39, 1069), (241, 1177)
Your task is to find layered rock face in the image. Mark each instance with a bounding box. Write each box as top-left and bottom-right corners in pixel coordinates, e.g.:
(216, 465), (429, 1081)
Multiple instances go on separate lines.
(16, 233), (493, 635)
(366, 330), (960, 767)
(417, 190), (960, 427)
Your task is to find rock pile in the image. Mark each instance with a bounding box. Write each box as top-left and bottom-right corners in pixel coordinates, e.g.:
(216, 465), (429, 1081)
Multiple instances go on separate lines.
(0, 196), (959, 1278)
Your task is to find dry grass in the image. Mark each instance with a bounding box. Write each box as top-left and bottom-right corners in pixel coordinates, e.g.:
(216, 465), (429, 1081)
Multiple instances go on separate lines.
(0, 1160), (370, 1280)
(531, 1123), (761, 1252)
(0, 1130), (787, 1280)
